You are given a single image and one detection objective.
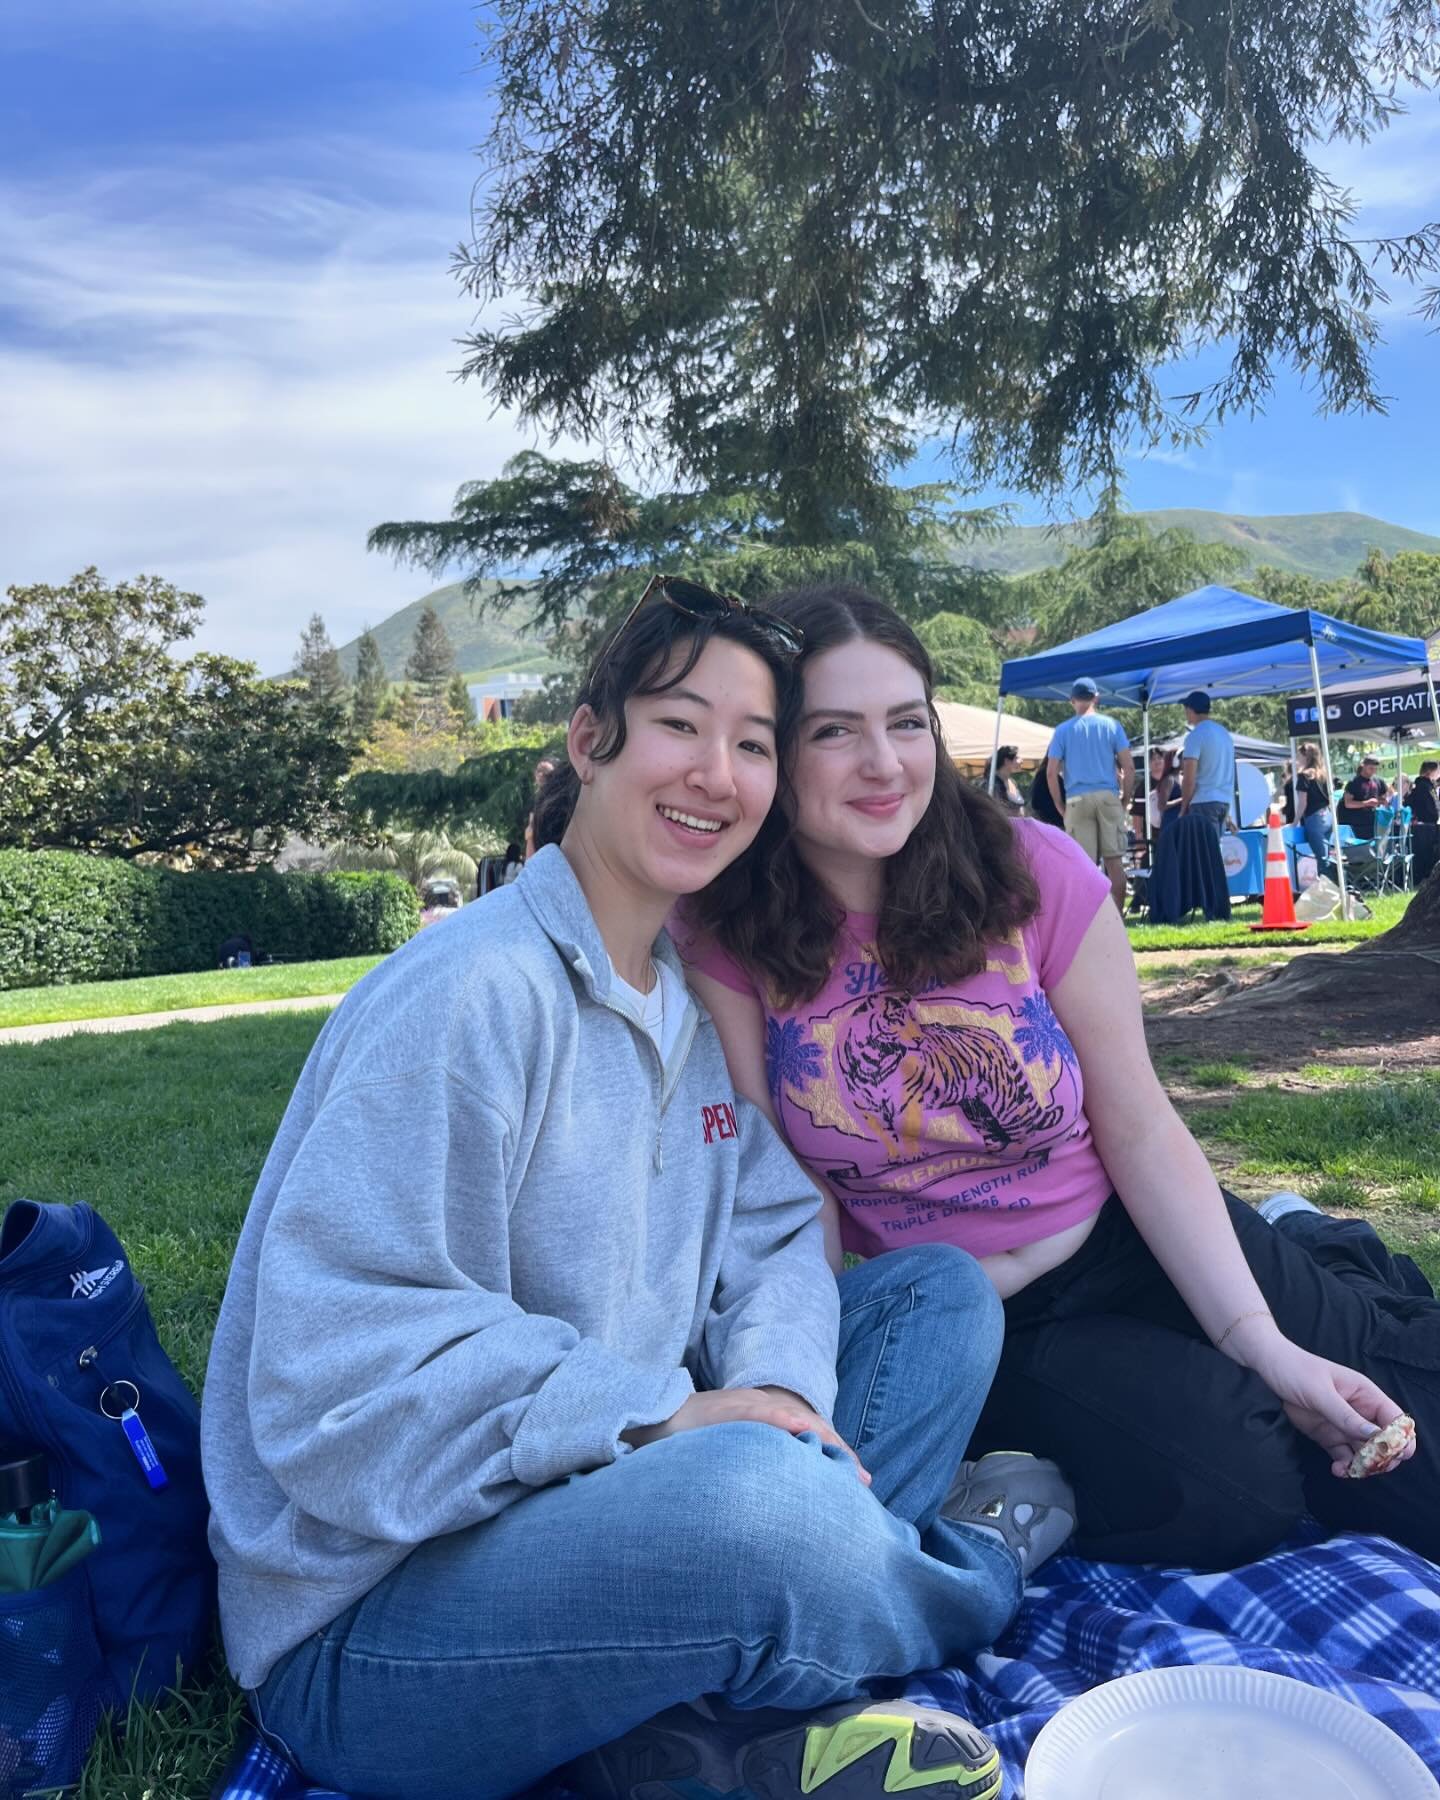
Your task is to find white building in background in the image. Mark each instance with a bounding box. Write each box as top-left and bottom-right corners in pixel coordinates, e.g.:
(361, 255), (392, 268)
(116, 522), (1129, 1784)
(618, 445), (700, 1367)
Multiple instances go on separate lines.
(467, 671), (546, 721)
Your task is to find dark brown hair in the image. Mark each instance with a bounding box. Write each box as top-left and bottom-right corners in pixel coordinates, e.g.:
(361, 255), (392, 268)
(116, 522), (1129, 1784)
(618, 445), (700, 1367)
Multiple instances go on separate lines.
(530, 591), (802, 849)
(692, 585), (1040, 1006)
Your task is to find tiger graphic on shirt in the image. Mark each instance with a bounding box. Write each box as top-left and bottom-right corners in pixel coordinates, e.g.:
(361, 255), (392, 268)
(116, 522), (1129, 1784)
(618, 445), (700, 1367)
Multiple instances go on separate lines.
(837, 991), (1065, 1155)
(771, 974), (1081, 1202)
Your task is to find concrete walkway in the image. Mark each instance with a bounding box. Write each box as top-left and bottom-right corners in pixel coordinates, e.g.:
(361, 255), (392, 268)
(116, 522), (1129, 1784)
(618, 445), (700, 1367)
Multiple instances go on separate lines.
(0, 993), (345, 1045)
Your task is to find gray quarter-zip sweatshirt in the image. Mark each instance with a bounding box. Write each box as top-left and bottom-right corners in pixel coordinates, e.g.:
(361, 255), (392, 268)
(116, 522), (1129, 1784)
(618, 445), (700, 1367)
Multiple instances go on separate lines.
(202, 845), (839, 1689)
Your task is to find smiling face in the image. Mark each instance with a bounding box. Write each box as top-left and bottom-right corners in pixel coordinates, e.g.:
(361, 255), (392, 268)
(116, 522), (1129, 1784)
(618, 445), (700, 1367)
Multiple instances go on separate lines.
(566, 632), (780, 905)
(786, 637), (937, 906)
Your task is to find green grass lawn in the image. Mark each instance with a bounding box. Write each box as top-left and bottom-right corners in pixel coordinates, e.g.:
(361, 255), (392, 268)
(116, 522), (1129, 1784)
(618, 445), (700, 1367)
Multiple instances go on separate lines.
(0, 956), (384, 1030)
(2, 1015), (1436, 1791)
(0, 886), (1413, 1030)
(1125, 889), (1410, 953)
(1186, 1071), (1440, 1221)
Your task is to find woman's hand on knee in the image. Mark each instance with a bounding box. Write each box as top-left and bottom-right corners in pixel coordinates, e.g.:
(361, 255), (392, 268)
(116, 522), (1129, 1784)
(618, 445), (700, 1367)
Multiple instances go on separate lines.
(623, 1387), (871, 1484)
(1253, 1341), (1414, 1478)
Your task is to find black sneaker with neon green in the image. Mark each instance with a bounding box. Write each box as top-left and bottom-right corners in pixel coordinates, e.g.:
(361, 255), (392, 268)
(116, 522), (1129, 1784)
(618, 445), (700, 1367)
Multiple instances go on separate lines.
(566, 1696), (1002, 1799)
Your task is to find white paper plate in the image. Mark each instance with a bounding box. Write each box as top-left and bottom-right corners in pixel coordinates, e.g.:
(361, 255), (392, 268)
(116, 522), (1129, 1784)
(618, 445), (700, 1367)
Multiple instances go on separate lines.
(1024, 1666), (1439, 1799)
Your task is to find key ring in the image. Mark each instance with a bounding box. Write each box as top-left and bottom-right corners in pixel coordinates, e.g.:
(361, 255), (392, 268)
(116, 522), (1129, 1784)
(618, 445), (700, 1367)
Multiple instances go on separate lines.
(99, 1380), (140, 1420)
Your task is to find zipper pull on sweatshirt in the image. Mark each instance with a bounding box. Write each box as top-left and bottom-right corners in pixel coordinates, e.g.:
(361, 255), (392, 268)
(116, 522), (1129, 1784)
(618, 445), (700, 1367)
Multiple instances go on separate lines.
(653, 1129), (664, 1174)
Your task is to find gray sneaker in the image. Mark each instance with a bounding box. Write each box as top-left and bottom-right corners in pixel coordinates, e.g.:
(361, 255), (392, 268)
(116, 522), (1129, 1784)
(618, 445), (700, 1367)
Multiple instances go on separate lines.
(942, 1451), (1077, 1582)
(565, 1695), (1002, 1799)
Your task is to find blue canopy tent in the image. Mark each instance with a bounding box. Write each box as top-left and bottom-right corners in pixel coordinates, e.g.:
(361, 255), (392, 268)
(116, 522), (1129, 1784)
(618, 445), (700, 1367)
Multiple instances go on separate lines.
(995, 585), (1438, 915)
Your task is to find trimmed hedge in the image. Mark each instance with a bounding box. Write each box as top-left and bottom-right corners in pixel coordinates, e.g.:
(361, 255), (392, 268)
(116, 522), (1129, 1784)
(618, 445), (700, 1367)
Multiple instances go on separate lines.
(0, 850), (421, 990)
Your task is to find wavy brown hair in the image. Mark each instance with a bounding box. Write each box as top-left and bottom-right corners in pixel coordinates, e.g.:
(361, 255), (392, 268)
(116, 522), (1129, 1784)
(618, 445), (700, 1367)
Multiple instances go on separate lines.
(692, 586), (1041, 1006)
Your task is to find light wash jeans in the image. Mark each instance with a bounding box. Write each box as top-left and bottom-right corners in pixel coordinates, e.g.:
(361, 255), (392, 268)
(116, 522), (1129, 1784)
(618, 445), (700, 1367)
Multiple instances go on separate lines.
(252, 1245), (1017, 1800)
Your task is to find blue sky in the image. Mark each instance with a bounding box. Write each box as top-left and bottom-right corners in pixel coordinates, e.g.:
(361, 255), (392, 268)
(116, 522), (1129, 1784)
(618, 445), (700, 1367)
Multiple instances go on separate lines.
(3, 3), (1438, 670)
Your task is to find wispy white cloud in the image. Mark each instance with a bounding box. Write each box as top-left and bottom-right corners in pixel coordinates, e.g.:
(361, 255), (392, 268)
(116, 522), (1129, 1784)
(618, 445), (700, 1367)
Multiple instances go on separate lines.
(0, 123), (574, 672)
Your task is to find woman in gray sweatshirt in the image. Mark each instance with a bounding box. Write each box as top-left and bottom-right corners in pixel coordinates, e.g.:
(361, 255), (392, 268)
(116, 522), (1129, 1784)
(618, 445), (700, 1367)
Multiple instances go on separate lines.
(202, 578), (1069, 1800)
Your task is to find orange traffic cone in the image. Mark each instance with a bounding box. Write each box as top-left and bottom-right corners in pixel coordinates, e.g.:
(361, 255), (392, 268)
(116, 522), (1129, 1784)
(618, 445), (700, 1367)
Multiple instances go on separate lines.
(1249, 807), (1310, 932)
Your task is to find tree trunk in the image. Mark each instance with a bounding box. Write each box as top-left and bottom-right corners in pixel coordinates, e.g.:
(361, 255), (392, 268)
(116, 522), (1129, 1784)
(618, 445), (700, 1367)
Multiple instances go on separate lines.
(1144, 867), (1440, 1065)
(1205, 866), (1440, 1025)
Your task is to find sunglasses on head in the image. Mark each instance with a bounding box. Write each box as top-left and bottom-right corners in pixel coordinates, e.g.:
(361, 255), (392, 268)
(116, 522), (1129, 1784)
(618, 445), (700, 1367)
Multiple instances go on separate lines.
(598, 574), (805, 669)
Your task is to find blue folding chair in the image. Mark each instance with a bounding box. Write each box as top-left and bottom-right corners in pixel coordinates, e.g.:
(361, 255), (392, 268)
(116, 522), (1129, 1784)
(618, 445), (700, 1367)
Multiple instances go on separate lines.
(1377, 805), (1413, 895)
(1336, 821), (1382, 893)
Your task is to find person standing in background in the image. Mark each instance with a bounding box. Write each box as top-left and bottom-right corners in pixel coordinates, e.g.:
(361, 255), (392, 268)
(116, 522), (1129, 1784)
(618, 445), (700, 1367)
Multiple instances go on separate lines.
(1178, 692), (1235, 841)
(1412, 761), (1439, 827)
(1340, 754), (1385, 841)
(1028, 753), (1065, 828)
(1410, 760), (1439, 886)
(1292, 743), (1333, 872)
(1047, 678), (1135, 915)
(985, 745), (1025, 814)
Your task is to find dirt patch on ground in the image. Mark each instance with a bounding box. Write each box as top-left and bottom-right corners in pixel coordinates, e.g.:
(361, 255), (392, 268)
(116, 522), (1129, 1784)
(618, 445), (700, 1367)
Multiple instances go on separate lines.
(1144, 949), (1440, 1071)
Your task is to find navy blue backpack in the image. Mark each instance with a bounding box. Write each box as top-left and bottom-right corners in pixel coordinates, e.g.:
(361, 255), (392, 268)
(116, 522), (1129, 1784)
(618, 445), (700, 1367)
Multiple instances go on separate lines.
(0, 1199), (215, 1717)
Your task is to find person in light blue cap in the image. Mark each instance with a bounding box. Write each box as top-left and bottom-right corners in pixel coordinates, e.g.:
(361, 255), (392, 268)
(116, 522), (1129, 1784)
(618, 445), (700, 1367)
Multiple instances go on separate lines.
(1046, 677), (1135, 913)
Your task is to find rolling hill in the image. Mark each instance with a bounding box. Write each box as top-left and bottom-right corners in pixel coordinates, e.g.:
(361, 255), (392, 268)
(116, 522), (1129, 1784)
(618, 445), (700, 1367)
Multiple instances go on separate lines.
(334, 579), (549, 681)
(966, 510), (1440, 579)
(335, 511), (1440, 673)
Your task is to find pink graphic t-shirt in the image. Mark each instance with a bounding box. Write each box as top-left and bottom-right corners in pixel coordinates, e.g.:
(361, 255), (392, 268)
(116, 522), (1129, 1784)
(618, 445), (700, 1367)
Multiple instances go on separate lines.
(679, 820), (1115, 1259)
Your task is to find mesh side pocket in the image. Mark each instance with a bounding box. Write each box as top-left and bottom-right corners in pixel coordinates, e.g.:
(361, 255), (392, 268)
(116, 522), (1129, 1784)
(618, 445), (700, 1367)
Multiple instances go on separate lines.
(0, 1566), (112, 1797)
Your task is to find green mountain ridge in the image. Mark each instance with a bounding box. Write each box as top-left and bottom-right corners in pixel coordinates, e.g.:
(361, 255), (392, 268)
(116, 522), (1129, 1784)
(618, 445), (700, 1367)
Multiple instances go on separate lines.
(965, 509), (1440, 579)
(324, 511), (1439, 676)
(334, 579), (549, 682)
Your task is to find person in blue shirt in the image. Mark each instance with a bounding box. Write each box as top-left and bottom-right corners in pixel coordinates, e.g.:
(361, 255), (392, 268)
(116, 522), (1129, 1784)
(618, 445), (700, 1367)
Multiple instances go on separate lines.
(1179, 692), (1236, 840)
(1046, 677), (1135, 914)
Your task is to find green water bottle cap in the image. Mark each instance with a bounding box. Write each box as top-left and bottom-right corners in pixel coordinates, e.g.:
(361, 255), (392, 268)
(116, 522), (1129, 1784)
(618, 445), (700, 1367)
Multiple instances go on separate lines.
(0, 1447), (49, 1517)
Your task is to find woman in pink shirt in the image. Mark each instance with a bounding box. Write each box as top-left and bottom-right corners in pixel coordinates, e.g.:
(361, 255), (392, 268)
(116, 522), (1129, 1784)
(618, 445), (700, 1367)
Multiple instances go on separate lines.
(681, 585), (1438, 1570)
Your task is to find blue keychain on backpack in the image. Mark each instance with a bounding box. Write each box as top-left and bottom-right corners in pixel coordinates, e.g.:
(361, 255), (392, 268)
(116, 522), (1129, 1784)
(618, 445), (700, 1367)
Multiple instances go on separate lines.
(100, 1382), (169, 1492)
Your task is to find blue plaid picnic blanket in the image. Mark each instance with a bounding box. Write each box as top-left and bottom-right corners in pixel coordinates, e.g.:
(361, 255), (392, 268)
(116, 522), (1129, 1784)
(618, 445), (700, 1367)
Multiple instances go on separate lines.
(213, 1528), (1440, 1800)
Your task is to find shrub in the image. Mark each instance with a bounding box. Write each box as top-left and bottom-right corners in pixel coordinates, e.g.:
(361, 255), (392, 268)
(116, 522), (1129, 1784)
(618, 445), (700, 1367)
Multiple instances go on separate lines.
(0, 851), (420, 989)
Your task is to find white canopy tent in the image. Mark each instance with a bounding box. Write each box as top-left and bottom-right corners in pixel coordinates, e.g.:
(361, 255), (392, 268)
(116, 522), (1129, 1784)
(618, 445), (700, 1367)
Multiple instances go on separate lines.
(934, 701), (1053, 773)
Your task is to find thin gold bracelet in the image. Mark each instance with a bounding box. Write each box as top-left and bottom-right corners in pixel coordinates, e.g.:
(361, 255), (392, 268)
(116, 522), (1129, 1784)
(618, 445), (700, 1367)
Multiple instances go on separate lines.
(1214, 1308), (1273, 1352)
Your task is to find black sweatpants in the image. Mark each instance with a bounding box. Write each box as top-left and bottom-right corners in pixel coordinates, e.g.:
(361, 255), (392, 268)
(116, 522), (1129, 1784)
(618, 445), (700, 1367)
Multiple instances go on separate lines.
(969, 1195), (1440, 1569)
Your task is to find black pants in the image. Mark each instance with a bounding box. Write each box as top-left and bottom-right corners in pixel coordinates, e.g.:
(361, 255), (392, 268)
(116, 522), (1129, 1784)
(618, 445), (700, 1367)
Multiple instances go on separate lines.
(1413, 821), (1439, 887)
(969, 1196), (1440, 1568)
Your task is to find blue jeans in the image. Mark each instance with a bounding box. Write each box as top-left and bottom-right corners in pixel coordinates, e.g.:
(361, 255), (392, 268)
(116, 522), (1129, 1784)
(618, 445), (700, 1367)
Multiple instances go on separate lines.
(1190, 800), (1229, 833)
(1299, 807), (1331, 869)
(251, 1246), (1015, 1800)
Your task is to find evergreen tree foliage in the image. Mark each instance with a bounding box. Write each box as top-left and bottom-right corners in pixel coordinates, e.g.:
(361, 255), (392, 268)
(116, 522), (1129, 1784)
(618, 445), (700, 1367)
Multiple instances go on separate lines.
(1025, 510), (1248, 652)
(345, 723), (566, 840)
(405, 604), (459, 728)
(917, 613), (1003, 707)
(461, 1), (1440, 532)
(293, 612), (348, 706)
(447, 672), (479, 727)
(370, 451), (1008, 643)
(352, 627), (389, 739)
(406, 605), (457, 692)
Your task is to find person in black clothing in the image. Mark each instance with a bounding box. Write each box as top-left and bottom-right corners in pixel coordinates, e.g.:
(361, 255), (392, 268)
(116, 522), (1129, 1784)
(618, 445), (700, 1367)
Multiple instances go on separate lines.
(1028, 753), (1065, 827)
(1339, 755), (1384, 841)
(1412, 761), (1439, 827)
(1412, 760), (1440, 886)
(1292, 743), (1333, 871)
